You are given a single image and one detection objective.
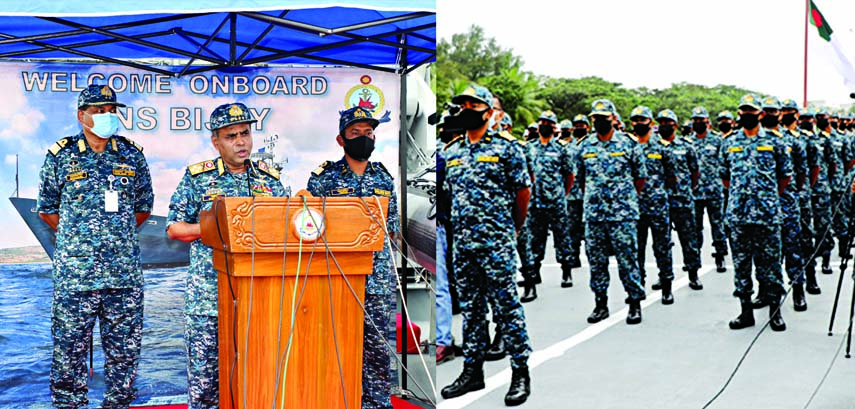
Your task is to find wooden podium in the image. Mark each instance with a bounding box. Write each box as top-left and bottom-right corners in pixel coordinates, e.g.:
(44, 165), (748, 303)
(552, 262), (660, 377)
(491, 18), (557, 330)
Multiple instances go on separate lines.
(199, 193), (389, 409)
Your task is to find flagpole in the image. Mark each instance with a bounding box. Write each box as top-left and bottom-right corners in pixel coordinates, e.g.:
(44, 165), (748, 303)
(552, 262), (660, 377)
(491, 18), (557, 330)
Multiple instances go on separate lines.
(804, 0), (809, 108)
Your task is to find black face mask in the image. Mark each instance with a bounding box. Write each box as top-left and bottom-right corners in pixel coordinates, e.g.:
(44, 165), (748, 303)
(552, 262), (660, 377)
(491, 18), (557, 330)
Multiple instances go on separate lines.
(659, 124), (675, 138)
(526, 130), (538, 140)
(799, 121), (814, 131)
(342, 134), (375, 161)
(718, 122), (732, 133)
(781, 113), (797, 126)
(817, 118), (830, 130)
(692, 122), (707, 134)
(633, 123), (650, 135)
(573, 128), (587, 138)
(457, 108), (490, 131)
(849, 123), (855, 131)
(560, 130), (572, 139)
(593, 118), (613, 135)
(439, 131), (456, 143)
(739, 113), (760, 130)
(538, 124), (554, 138)
(831, 121), (840, 130)
(761, 115), (779, 128)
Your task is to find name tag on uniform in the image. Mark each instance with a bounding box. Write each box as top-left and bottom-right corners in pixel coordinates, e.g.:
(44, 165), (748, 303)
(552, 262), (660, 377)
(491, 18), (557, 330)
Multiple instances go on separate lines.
(582, 153), (598, 159)
(833, 142), (843, 147)
(647, 153), (662, 159)
(105, 190), (118, 212)
(373, 188), (391, 196)
(609, 152), (625, 157)
(545, 152), (560, 157)
(476, 155), (499, 162)
(727, 147), (743, 153)
(66, 171), (88, 181)
(757, 146), (773, 151)
(447, 159), (462, 167)
(705, 145), (717, 151)
(330, 187), (355, 196)
(673, 150), (686, 155)
(112, 169), (136, 177)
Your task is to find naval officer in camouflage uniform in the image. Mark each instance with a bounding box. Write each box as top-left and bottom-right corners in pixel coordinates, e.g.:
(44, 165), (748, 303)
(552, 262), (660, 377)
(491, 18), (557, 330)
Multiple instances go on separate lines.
(167, 102), (287, 408)
(565, 114), (590, 273)
(629, 106), (676, 304)
(526, 110), (575, 295)
(38, 84), (154, 409)
(576, 99), (647, 325)
(824, 109), (854, 263)
(440, 84), (532, 406)
(689, 106), (728, 275)
(803, 108), (836, 281)
(306, 106), (401, 409)
(720, 94), (792, 332)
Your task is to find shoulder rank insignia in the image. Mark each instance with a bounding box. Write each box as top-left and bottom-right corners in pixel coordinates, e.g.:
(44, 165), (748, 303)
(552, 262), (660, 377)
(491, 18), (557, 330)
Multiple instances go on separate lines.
(118, 136), (144, 152)
(444, 135), (464, 150)
(558, 139), (569, 146)
(188, 159), (218, 176)
(312, 160), (333, 176)
(256, 160), (280, 180)
(771, 130), (782, 137)
(47, 137), (73, 156)
(575, 134), (589, 145)
(497, 130), (516, 141)
(802, 130), (814, 137)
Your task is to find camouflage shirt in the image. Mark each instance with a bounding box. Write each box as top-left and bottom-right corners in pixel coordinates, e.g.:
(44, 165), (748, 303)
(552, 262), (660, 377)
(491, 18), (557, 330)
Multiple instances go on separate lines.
(443, 131), (530, 250)
(829, 129), (852, 193)
(720, 129), (793, 225)
(632, 134), (674, 216)
(661, 136), (698, 209)
(167, 157), (287, 316)
(37, 132), (154, 292)
(528, 137), (575, 209)
(575, 132), (647, 223)
(307, 157), (401, 296)
(686, 133), (724, 200)
(777, 127), (807, 216)
(809, 130), (835, 196)
(565, 135), (589, 202)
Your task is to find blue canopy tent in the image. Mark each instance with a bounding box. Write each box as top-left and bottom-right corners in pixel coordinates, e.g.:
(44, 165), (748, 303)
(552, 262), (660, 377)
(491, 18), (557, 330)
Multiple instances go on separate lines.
(0, 1), (436, 405)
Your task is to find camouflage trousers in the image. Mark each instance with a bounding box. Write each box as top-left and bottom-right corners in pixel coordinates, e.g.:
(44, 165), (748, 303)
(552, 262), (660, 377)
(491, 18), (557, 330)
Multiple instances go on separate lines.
(566, 200), (585, 266)
(781, 212), (805, 285)
(454, 245), (532, 369)
(585, 221), (646, 301)
(695, 198), (728, 256)
(730, 223), (785, 299)
(529, 204), (572, 266)
(185, 315), (218, 409)
(637, 212), (674, 283)
(809, 194), (834, 268)
(670, 207), (702, 272)
(799, 199), (814, 267)
(51, 287), (143, 409)
(363, 293), (393, 409)
(516, 219), (534, 270)
(831, 191), (850, 245)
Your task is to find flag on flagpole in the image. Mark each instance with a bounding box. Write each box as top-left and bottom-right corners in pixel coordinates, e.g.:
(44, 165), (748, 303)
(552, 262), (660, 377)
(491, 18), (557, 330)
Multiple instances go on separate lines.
(810, 0), (855, 89)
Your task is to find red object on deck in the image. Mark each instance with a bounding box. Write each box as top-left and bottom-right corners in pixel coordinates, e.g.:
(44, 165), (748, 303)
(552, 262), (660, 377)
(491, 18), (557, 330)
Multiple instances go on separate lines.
(134, 396), (423, 409)
(396, 312), (422, 354)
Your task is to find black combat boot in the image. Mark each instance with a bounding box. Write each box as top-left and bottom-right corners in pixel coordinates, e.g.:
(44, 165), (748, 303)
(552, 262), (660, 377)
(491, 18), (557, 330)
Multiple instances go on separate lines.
(839, 238), (851, 259)
(587, 294), (609, 324)
(806, 269), (822, 295)
(822, 255), (832, 275)
(714, 253), (726, 273)
(484, 328), (506, 361)
(729, 297), (755, 330)
(769, 295), (787, 331)
(651, 279), (661, 291)
(504, 364), (531, 406)
(520, 280), (537, 303)
(751, 293), (769, 309)
(517, 264), (542, 286)
(626, 299), (642, 325)
(688, 268), (703, 290)
(660, 279), (674, 305)
(793, 284), (807, 312)
(441, 361), (485, 399)
(560, 264), (573, 288)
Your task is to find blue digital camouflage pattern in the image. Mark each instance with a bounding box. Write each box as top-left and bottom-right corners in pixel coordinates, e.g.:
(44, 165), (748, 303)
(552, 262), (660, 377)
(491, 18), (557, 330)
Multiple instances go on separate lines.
(828, 129), (850, 193)
(444, 130), (532, 368)
(51, 287), (143, 409)
(566, 199), (585, 267)
(661, 136), (698, 209)
(362, 293), (393, 409)
(77, 83), (126, 108)
(671, 205), (702, 272)
(207, 102), (257, 130)
(730, 224), (785, 298)
(586, 221), (646, 301)
(632, 134), (675, 282)
(527, 137), (574, 266)
(638, 212), (674, 283)
(184, 315), (218, 409)
(443, 132), (531, 250)
(38, 133), (154, 292)
(306, 157), (401, 296)
(565, 135), (588, 202)
(338, 106), (380, 133)
(574, 132), (647, 222)
(720, 129), (794, 225)
(686, 133), (725, 200)
(515, 138), (535, 270)
(168, 157), (288, 316)
(807, 131), (837, 263)
(828, 129), (851, 245)
(778, 127), (806, 284)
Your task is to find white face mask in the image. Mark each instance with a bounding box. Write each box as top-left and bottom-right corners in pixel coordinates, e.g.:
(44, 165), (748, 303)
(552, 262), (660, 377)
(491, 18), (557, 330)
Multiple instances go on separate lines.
(85, 112), (120, 139)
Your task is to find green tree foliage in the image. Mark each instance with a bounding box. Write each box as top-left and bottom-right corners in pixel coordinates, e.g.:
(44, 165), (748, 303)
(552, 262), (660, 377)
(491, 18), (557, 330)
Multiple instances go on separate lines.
(438, 25), (766, 135)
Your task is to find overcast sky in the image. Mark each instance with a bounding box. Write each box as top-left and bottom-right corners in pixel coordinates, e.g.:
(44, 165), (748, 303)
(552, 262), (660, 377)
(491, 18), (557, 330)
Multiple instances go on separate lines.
(438, 0), (855, 107)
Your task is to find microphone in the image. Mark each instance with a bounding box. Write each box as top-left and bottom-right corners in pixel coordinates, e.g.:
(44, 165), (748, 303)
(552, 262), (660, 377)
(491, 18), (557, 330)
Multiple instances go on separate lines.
(850, 92), (855, 99)
(243, 159), (253, 196)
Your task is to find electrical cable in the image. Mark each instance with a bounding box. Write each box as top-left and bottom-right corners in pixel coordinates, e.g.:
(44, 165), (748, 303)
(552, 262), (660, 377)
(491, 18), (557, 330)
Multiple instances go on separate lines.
(271, 195), (291, 409)
(803, 323), (848, 409)
(319, 197), (350, 409)
(241, 187), (257, 409)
